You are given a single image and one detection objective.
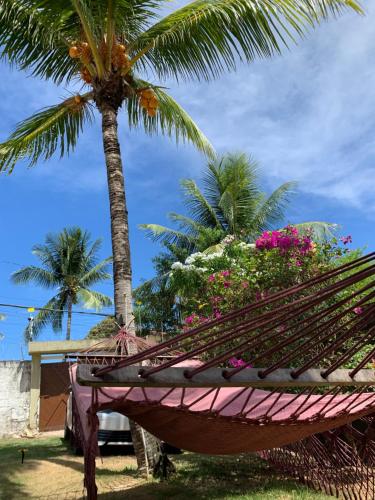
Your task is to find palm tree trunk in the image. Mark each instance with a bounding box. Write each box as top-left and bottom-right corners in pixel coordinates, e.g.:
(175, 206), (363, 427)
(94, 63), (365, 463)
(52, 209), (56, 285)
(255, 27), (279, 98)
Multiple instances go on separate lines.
(100, 102), (160, 474)
(101, 102), (134, 331)
(66, 294), (72, 341)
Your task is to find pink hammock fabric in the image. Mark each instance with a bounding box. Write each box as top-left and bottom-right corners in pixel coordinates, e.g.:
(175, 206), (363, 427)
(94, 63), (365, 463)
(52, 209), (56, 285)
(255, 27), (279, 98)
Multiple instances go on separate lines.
(70, 365), (375, 455)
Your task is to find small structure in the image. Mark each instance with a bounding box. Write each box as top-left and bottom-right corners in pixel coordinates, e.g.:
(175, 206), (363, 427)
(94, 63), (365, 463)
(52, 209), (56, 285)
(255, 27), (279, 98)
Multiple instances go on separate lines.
(28, 339), (97, 431)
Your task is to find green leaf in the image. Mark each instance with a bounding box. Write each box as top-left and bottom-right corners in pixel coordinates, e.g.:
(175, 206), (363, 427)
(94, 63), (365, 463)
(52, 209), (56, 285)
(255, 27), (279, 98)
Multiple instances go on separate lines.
(0, 0), (79, 84)
(127, 82), (215, 158)
(180, 179), (222, 228)
(139, 223), (195, 248)
(0, 95), (93, 172)
(131, 0), (363, 81)
(24, 296), (62, 341)
(295, 221), (340, 240)
(249, 181), (297, 236)
(11, 266), (59, 289)
(80, 257), (113, 287)
(78, 288), (113, 309)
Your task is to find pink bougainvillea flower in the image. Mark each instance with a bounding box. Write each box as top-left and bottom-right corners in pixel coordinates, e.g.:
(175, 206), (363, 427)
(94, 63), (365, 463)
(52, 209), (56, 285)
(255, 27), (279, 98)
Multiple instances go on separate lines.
(340, 235), (352, 245)
(208, 274), (216, 282)
(223, 281), (231, 288)
(354, 306), (363, 315)
(213, 310), (222, 319)
(185, 314), (197, 325)
(210, 296), (223, 304)
(241, 281), (249, 288)
(228, 357), (253, 369)
(221, 270), (231, 277)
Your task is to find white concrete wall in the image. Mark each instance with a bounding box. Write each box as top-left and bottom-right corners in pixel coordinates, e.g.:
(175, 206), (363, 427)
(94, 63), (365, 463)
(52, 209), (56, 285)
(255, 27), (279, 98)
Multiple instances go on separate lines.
(0, 361), (31, 437)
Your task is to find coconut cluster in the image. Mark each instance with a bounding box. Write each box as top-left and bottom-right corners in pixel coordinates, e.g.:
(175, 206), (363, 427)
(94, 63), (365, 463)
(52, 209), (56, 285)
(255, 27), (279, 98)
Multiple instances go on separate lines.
(138, 89), (159, 117)
(69, 42), (92, 65)
(69, 40), (131, 83)
(110, 43), (130, 74)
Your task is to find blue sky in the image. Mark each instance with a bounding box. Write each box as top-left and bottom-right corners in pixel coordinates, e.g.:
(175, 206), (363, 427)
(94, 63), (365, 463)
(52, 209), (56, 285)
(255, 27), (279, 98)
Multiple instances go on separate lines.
(1, 1), (375, 359)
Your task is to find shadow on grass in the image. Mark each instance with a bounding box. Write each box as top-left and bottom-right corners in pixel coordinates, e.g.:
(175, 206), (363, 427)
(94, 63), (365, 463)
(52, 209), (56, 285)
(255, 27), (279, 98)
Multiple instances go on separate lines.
(0, 437), (72, 499)
(97, 453), (332, 500)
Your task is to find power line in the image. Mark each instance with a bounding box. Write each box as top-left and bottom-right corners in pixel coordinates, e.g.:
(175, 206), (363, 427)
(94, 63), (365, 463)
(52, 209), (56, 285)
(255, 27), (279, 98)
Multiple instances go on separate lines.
(0, 302), (112, 317)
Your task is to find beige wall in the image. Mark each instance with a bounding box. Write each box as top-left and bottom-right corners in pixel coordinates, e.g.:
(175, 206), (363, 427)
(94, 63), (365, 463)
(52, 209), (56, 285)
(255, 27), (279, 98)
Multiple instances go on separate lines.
(0, 361), (31, 437)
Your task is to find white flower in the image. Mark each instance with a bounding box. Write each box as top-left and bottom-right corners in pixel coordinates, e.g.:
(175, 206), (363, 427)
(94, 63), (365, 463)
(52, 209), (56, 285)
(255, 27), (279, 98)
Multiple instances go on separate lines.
(195, 267), (208, 273)
(238, 242), (256, 250)
(202, 251), (224, 260)
(222, 234), (236, 245)
(185, 252), (202, 264)
(171, 262), (185, 270)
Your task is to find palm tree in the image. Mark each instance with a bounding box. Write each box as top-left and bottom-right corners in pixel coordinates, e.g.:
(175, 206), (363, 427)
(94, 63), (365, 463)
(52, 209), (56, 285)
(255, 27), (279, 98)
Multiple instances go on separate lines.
(141, 153), (337, 251)
(11, 227), (112, 341)
(0, 0), (361, 330)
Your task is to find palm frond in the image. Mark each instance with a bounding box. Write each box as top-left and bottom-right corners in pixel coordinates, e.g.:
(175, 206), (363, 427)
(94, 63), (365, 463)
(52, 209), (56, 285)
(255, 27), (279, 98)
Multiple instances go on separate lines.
(80, 257), (113, 287)
(113, 0), (163, 41)
(127, 83), (215, 158)
(71, 0), (106, 78)
(0, 0), (80, 83)
(139, 223), (195, 248)
(0, 95), (93, 172)
(295, 221), (340, 240)
(180, 179), (222, 229)
(11, 266), (59, 289)
(78, 288), (113, 310)
(24, 296), (62, 341)
(168, 212), (206, 235)
(204, 154), (260, 230)
(130, 0), (362, 81)
(249, 181), (297, 235)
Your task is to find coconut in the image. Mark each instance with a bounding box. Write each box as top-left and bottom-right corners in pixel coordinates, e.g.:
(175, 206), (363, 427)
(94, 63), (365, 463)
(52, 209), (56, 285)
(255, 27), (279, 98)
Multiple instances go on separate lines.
(80, 68), (92, 84)
(147, 108), (157, 117)
(74, 95), (82, 104)
(69, 46), (80, 58)
(148, 96), (159, 109)
(80, 43), (92, 65)
(142, 89), (155, 99)
(140, 97), (149, 108)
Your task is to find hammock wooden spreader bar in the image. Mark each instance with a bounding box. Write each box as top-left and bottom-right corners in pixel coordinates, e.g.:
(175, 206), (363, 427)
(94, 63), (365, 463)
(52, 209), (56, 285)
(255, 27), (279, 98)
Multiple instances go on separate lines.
(77, 365), (375, 388)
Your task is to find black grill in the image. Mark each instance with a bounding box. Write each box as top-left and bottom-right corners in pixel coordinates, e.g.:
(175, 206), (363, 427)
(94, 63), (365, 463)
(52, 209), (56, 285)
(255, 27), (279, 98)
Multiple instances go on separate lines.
(97, 430), (132, 443)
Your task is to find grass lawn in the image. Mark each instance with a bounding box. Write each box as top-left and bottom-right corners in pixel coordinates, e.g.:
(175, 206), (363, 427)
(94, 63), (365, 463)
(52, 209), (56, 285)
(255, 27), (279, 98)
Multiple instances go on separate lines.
(0, 436), (333, 499)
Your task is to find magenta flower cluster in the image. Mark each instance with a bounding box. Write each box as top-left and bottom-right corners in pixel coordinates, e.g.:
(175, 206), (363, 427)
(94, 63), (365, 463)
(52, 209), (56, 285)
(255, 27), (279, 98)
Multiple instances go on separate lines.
(228, 357), (253, 369)
(255, 226), (314, 255)
(340, 235), (352, 245)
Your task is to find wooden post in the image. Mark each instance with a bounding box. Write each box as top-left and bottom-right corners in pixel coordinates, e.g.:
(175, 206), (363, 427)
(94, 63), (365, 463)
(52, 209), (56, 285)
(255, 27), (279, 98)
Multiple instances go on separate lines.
(29, 354), (41, 430)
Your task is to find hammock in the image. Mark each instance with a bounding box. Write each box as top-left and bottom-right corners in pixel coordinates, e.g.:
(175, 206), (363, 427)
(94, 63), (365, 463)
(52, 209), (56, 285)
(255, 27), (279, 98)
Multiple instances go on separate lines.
(71, 252), (375, 499)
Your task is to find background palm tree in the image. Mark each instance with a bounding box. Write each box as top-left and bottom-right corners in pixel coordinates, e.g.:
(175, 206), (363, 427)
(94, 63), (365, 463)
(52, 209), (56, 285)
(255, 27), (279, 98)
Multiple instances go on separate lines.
(11, 227), (112, 341)
(141, 153), (337, 252)
(0, 0), (361, 330)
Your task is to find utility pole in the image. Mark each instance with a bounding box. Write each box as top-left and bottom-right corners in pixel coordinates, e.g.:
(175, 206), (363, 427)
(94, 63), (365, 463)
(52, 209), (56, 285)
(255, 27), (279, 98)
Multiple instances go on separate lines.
(27, 307), (35, 341)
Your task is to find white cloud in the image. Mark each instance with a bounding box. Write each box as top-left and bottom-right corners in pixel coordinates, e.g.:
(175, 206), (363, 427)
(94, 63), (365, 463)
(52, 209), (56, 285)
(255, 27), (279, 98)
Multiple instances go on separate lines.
(167, 3), (375, 210)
